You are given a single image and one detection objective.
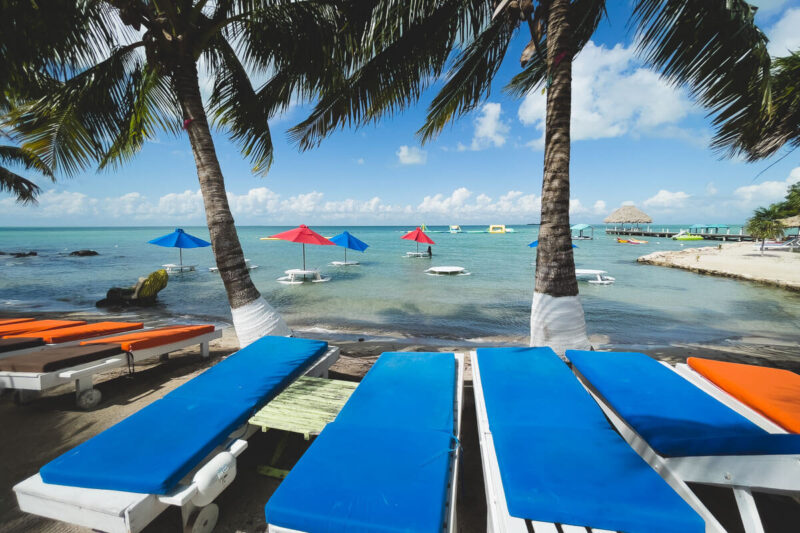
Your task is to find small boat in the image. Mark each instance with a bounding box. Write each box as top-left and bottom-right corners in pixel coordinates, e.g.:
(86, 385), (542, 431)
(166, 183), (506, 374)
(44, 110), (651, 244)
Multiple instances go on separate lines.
(617, 238), (647, 244)
(209, 259), (258, 272)
(488, 224), (515, 234)
(672, 231), (703, 241)
(449, 225), (462, 234)
(426, 266), (470, 276)
(576, 269), (615, 285)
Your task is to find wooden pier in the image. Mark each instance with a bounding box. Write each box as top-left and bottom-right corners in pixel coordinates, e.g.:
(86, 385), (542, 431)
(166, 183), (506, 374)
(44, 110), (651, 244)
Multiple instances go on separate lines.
(605, 227), (755, 242)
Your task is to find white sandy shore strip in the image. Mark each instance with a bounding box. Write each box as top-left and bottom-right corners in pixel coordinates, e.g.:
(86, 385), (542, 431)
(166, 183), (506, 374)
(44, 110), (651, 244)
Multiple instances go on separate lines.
(638, 241), (800, 291)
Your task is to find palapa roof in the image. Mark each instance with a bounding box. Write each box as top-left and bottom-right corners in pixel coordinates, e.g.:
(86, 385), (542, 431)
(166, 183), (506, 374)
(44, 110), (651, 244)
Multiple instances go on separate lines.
(603, 205), (652, 224)
(779, 215), (800, 228)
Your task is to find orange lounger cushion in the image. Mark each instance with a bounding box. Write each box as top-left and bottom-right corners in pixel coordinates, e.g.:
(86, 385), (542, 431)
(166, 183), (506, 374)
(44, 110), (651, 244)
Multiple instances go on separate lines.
(688, 357), (800, 434)
(0, 318), (35, 326)
(4, 321), (144, 344)
(82, 325), (215, 352)
(0, 320), (87, 338)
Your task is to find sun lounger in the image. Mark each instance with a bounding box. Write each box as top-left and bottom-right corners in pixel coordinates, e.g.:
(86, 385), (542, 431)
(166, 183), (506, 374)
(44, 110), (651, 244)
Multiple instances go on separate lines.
(472, 347), (708, 533)
(0, 318), (35, 326)
(265, 351), (463, 533)
(0, 324), (221, 409)
(677, 357), (800, 434)
(569, 350), (800, 533)
(14, 336), (340, 533)
(0, 319), (87, 337)
(0, 321), (144, 358)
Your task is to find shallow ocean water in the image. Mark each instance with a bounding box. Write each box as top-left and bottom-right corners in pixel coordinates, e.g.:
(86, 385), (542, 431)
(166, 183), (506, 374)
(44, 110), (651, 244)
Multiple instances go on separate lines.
(2, 225), (799, 349)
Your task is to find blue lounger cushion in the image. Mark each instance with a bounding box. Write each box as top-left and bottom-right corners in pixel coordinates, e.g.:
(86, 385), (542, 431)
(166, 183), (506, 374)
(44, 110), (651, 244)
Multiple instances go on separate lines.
(334, 351), (455, 432)
(568, 350), (800, 457)
(477, 347), (704, 533)
(265, 425), (454, 532)
(40, 336), (328, 494)
(265, 352), (457, 532)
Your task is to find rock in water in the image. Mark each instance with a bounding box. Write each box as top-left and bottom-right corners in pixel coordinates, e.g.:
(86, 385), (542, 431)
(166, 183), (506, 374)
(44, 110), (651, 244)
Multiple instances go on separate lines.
(11, 251), (37, 258)
(96, 269), (169, 308)
(70, 249), (99, 256)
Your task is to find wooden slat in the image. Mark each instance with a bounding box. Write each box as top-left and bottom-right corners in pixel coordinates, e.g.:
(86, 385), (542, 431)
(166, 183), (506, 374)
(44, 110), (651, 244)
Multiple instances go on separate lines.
(248, 377), (357, 439)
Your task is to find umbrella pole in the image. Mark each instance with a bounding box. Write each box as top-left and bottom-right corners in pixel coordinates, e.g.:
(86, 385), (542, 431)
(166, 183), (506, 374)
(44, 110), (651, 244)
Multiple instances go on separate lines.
(344, 248), (347, 263)
(303, 243), (306, 278)
(417, 241), (419, 253)
(179, 248), (183, 270)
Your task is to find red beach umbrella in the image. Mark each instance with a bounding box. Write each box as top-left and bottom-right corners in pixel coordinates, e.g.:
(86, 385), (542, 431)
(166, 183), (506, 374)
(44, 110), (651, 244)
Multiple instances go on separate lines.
(269, 224), (335, 270)
(401, 227), (435, 253)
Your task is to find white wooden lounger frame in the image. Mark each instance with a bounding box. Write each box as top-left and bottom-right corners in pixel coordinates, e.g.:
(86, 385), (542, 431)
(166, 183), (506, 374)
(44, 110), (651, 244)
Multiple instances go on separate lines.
(472, 350), (616, 533)
(0, 328), (223, 409)
(573, 361), (800, 533)
(268, 352), (464, 533)
(13, 346), (340, 533)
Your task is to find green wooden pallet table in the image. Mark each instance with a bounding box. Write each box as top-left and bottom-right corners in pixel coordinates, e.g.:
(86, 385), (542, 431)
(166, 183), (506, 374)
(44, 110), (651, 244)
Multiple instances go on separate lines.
(249, 376), (358, 478)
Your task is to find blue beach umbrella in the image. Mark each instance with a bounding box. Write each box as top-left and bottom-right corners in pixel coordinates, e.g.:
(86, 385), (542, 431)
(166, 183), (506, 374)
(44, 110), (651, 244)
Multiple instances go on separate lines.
(528, 240), (577, 248)
(330, 231), (369, 264)
(148, 228), (211, 269)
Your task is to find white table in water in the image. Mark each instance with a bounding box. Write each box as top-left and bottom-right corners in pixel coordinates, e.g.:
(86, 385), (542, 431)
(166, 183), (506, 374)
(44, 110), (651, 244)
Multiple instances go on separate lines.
(278, 269), (330, 284)
(405, 251), (429, 258)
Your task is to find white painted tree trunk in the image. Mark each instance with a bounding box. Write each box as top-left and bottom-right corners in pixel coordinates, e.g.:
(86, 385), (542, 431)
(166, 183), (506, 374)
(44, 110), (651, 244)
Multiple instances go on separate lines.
(530, 292), (591, 357)
(230, 296), (292, 347)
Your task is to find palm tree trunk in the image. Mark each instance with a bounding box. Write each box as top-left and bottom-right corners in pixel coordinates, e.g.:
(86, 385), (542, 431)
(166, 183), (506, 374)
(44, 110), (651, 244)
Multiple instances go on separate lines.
(172, 60), (290, 346)
(530, 0), (590, 355)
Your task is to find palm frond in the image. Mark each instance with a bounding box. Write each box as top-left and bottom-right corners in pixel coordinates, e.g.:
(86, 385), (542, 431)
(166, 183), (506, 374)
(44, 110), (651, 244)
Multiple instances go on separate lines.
(206, 38), (275, 175)
(0, 165), (41, 205)
(99, 66), (182, 171)
(632, 0), (771, 155)
(712, 51), (800, 160)
(418, 17), (515, 143)
(0, 144), (54, 178)
(11, 42), (145, 176)
(289, 0), (472, 150)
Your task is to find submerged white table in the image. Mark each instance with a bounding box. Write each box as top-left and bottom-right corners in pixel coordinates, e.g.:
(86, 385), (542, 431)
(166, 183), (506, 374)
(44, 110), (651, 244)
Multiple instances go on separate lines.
(277, 269), (330, 284)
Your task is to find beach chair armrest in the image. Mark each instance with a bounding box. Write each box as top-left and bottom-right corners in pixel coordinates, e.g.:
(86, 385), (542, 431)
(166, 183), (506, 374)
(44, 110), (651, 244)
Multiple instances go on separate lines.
(664, 454), (800, 491)
(157, 439), (248, 507)
(57, 358), (125, 379)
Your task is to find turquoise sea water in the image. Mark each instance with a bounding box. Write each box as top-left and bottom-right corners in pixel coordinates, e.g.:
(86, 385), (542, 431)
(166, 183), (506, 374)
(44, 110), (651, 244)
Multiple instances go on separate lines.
(2, 225), (799, 349)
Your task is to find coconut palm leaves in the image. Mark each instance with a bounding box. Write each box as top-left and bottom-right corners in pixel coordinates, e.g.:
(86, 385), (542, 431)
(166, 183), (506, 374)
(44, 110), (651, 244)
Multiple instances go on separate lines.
(746, 206), (786, 254)
(0, 143), (54, 204)
(7, 1), (352, 178)
(292, 0), (769, 150)
(713, 51), (800, 160)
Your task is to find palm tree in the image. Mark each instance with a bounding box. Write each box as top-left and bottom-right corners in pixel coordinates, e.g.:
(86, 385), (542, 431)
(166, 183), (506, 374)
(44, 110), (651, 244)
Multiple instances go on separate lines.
(5, 1), (356, 346)
(746, 207), (785, 254)
(290, 0), (770, 353)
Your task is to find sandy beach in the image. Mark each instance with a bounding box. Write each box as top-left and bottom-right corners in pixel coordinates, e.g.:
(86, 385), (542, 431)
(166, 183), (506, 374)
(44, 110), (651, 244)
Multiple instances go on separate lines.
(638, 241), (800, 291)
(2, 310), (800, 532)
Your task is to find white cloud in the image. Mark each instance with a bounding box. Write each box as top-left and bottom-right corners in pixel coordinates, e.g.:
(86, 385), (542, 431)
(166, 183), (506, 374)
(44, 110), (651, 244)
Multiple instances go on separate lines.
(767, 8), (800, 56)
(732, 167), (800, 208)
(622, 200), (635, 206)
(570, 199), (587, 215)
(356, 158), (365, 165)
(644, 189), (691, 209)
(464, 103), (510, 151)
(706, 182), (718, 196)
(519, 41), (697, 148)
(396, 145), (427, 165)
(593, 200), (607, 214)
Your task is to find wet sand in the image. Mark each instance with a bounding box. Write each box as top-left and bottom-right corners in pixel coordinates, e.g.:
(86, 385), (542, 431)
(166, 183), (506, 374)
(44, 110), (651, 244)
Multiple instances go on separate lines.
(639, 241), (800, 291)
(1, 311), (799, 531)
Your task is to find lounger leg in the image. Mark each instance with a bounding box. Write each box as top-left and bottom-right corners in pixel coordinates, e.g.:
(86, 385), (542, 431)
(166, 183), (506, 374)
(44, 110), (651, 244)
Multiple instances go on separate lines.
(75, 378), (102, 410)
(181, 502), (219, 533)
(13, 389), (41, 406)
(733, 487), (765, 533)
(201, 342), (210, 358)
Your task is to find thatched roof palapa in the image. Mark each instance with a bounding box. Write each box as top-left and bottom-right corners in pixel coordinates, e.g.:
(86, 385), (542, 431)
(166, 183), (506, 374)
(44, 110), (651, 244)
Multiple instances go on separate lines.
(604, 205), (652, 224)
(779, 215), (800, 228)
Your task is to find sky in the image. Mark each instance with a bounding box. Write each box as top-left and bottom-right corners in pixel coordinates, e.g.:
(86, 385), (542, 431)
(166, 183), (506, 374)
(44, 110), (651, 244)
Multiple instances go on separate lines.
(2, 0), (800, 227)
